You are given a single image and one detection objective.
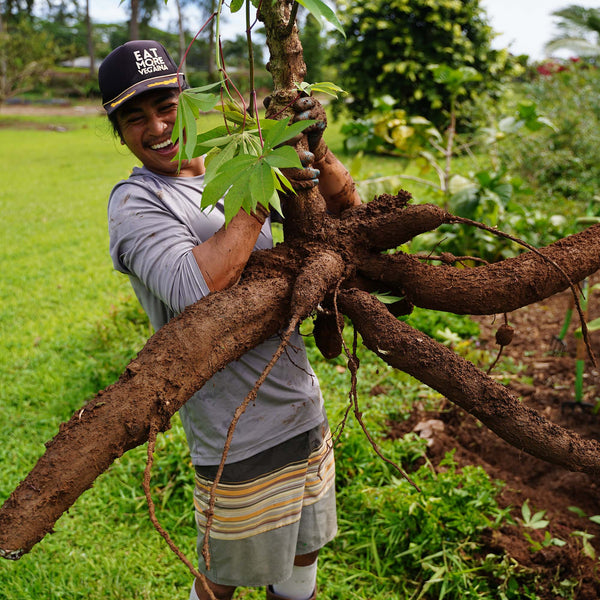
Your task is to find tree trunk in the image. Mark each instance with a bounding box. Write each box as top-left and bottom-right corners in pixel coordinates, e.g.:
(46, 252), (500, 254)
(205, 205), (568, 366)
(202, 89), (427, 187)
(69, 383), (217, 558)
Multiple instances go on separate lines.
(85, 0), (95, 76)
(175, 0), (186, 74)
(129, 0), (140, 41)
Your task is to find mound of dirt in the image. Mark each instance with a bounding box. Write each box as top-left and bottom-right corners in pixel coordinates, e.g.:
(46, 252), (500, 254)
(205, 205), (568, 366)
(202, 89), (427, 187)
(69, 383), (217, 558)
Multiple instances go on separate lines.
(387, 281), (600, 599)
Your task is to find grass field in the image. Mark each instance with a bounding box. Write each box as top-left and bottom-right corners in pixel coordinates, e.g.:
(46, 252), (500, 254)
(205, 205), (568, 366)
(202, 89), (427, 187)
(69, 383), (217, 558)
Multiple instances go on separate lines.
(0, 110), (520, 599)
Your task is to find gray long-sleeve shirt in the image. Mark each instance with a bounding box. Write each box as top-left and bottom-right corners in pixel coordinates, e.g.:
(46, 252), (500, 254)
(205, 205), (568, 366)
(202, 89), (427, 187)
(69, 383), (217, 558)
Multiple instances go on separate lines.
(108, 166), (325, 465)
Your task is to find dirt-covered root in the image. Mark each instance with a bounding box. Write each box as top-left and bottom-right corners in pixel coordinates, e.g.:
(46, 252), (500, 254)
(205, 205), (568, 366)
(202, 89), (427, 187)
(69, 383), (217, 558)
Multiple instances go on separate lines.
(290, 247), (346, 320)
(313, 308), (345, 359)
(342, 198), (448, 250)
(0, 275), (294, 560)
(338, 288), (600, 477)
(358, 222), (600, 315)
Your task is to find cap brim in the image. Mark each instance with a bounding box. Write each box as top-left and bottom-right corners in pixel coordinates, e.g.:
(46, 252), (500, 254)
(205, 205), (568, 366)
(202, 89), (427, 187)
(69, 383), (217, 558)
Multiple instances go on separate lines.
(103, 73), (186, 115)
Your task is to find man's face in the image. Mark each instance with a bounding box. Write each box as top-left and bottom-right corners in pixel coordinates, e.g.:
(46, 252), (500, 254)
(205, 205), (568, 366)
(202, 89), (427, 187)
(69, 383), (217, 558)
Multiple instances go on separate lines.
(116, 89), (202, 177)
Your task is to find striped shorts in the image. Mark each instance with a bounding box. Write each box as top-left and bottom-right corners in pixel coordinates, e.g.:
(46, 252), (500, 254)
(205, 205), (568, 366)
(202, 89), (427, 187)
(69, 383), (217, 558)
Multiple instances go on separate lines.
(192, 421), (337, 586)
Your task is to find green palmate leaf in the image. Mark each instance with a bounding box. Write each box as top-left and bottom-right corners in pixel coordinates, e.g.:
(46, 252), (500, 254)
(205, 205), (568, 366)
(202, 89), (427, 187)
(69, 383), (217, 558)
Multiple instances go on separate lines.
(249, 160), (276, 210)
(372, 291), (404, 304)
(172, 103), (185, 161)
(262, 118), (317, 150)
(186, 81), (223, 95)
(264, 145), (302, 169)
(184, 90), (221, 112)
(215, 102), (257, 127)
(296, 0), (345, 35)
(222, 178), (249, 224)
(230, 0), (244, 12)
(200, 154), (256, 209)
(172, 87), (222, 162)
(203, 139), (239, 184)
(192, 125), (232, 156)
(268, 180), (284, 218)
(181, 95), (200, 159)
(272, 167), (296, 194)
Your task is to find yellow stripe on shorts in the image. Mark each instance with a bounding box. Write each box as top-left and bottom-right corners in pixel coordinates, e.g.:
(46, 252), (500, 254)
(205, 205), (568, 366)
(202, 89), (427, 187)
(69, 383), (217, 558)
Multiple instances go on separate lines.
(193, 435), (335, 540)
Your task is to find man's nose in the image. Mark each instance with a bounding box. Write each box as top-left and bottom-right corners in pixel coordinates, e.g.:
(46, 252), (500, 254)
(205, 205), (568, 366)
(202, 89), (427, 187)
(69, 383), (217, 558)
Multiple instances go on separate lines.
(147, 113), (168, 135)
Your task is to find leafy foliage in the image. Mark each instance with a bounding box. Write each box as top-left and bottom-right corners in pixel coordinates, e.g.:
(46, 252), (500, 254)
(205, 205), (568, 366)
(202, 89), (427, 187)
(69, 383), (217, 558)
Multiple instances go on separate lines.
(331, 0), (520, 126)
(501, 60), (600, 212)
(172, 87), (317, 221)
(0, 19), (59, 103)
(329, 437), (521, 599)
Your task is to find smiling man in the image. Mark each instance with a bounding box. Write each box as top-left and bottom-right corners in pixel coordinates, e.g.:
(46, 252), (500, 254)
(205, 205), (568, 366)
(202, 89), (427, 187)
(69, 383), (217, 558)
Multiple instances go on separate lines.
(98, 40), (360, 600)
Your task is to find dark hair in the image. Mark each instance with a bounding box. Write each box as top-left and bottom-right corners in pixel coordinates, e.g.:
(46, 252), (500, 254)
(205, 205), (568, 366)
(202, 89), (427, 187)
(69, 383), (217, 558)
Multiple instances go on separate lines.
(108, 111), (122, 141)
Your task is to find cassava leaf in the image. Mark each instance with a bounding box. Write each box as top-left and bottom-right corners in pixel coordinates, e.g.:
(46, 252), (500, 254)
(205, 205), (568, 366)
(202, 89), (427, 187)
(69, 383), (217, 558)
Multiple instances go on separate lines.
(296, 81), (345, 98)
(268, 178), (284, 218)
(222, 179), (249, 223)
(180, 94), (199, 159)
(186, 81), (223, 94)
(264, 145), (302, 169)
(273, 167), (296, 194)
(295, 0), (345, 36)
(230, 0), (244, 13)
(262, 117), (317, 150)
(204, 139), (239, 184)
(192, 126), (232, 156)
(184, 90), (220, 113)
(249, 160), (276, 210)
(201, 154), (256, 209)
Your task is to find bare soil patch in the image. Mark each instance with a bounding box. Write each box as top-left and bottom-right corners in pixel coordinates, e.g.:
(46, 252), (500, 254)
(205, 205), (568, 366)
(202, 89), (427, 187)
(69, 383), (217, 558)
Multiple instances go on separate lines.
(388, 278), (600, 598)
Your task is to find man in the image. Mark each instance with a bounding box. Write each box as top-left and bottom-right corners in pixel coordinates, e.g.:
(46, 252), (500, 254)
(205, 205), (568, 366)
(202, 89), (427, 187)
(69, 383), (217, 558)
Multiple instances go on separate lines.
(99, 40), (360, 600)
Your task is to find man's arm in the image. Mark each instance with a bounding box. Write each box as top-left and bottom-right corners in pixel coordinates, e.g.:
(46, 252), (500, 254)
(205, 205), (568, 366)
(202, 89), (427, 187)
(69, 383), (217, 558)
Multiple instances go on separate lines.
(314, 146), (362, 215)
(192, 207), (269, 292)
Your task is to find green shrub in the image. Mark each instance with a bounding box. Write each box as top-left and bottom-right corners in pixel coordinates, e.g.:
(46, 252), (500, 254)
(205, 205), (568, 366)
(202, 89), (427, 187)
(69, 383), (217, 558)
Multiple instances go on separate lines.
(502, 60), (600, 211)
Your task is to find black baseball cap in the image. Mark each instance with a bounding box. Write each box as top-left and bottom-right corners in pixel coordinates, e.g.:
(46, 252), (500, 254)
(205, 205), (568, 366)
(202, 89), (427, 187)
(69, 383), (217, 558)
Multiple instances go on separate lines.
(99, 40), (187, 115)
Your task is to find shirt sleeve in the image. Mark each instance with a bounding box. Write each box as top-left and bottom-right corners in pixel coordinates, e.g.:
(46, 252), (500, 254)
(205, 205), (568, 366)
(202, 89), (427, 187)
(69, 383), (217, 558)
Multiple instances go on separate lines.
(108, 182), (212, 314)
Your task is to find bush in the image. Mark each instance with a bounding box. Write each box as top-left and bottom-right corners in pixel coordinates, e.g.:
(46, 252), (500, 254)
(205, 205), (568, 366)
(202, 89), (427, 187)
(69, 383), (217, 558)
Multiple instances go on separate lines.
(501, 60), (600, 211)
(331, 0), (520, 127)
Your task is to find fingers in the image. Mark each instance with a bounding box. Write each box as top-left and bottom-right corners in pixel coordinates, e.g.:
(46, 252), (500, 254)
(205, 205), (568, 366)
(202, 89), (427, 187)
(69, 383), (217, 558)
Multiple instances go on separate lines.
(286, 167), (321, 191)
(263, 94), (327, 155)
(291, 96), (326, 153)
(291, 96), (327, 128)
(299, 150), (315, 167)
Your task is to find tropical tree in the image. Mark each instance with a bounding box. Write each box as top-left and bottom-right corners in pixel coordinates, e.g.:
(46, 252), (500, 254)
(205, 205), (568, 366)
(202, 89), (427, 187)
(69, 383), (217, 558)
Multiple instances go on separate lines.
(1, 0), (35, 23)
(0, 18), (58, 104)
(127, 0), (163, 41)
(545, 4), (600, 58)
(331, 0), (518, 126)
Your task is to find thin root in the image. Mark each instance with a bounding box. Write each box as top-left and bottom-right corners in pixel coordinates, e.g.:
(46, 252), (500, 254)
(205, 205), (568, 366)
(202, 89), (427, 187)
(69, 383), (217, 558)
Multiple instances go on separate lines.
(143, 421), (218, 600)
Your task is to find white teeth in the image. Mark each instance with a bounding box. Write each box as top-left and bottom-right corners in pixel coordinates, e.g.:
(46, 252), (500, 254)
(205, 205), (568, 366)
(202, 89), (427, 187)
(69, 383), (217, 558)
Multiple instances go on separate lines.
(150, 140), (172, 150)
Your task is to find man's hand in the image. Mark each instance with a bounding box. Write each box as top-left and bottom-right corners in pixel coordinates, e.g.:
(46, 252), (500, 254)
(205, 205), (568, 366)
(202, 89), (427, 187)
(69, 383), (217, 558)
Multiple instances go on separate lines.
(290, 96), (327, 161)
(263, 94), (329, 162)
(281, 149), (320, 193)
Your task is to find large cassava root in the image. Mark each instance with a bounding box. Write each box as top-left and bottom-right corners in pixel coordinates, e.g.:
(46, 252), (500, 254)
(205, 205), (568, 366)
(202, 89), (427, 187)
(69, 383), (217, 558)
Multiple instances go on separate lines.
(339, 288), (600, 477)
(0, 275), (294, 559)
(3, 198), (600, 560)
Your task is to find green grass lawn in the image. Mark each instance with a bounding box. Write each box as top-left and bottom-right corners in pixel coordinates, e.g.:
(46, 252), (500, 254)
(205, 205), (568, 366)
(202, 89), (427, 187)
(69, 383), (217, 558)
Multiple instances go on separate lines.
(0, 111), (542, 599)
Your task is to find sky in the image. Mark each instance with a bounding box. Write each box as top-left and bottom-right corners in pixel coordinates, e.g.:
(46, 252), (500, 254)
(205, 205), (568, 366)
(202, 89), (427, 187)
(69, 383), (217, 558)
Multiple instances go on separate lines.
(480, 0), (600, 60)
(88, 0), (600, 61)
